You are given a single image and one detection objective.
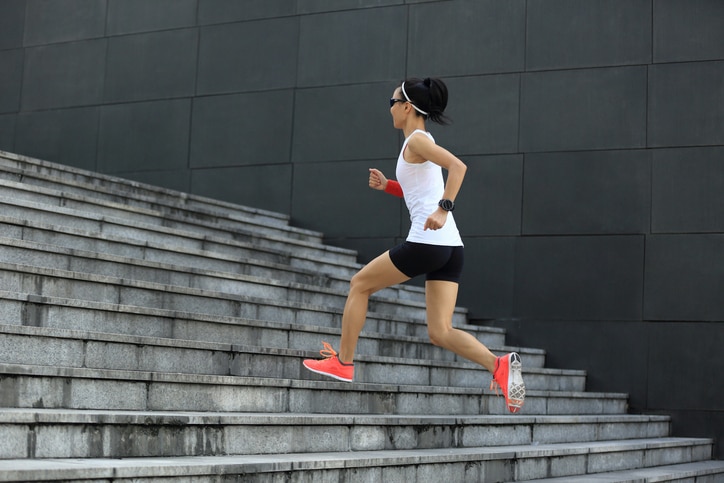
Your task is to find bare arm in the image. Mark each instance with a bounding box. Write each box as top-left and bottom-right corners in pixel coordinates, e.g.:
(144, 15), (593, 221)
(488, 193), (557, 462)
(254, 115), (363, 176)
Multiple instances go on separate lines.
(406, 134), (467, 230)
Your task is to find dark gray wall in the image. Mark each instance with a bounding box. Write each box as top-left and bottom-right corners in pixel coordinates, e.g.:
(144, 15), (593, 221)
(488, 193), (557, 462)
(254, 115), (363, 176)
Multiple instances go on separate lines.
(1, 0), (722, 458)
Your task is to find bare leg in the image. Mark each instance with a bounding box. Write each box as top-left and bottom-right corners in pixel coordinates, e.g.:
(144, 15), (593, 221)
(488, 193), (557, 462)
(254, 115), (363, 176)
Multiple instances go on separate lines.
(338, 251), (409, 363)
(424, 280), (497, 373)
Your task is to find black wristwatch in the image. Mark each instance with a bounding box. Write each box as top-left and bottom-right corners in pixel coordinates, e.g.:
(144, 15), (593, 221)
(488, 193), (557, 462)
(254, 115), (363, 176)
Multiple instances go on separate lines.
(438, 199), (455, 212)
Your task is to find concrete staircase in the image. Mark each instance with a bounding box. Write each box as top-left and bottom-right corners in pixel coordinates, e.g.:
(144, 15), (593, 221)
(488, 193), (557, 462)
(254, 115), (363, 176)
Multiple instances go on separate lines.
(0, 150), (722, 482)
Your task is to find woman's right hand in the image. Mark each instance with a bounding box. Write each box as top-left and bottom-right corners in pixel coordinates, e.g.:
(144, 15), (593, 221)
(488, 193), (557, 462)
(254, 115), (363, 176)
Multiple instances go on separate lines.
(368, 168), (388, 191)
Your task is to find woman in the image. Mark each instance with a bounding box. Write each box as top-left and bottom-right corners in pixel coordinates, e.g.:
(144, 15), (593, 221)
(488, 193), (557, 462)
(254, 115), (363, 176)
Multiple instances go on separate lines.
(303, 77), (525, 413)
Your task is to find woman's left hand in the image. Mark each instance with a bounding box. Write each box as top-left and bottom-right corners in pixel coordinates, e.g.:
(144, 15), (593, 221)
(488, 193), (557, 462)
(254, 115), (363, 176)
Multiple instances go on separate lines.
(424, 208), (448, 231)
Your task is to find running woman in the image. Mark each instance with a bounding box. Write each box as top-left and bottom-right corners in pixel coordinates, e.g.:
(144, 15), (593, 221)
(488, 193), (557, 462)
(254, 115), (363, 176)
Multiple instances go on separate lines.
(303, 77), (525, 413)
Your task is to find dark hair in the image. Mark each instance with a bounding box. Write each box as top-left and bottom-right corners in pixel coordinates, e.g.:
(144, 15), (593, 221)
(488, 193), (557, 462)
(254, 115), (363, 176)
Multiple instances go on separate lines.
(399, 77), (451, 125)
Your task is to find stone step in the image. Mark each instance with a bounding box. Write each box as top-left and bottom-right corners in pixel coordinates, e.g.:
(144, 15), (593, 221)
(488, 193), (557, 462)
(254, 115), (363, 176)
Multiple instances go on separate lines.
(0, 324), (577, 390)
(0, 237), (443, 321)
(0, 150), (295, 230)
(0, 151), (286, 222)
(0, 439), (716, 482)
(0, 262), (470, 333)
(1, 212), (363, 283)
(1, 213), (416, 299)
(0, 363), (629, 416)
(0, 291), (531, 367)
(0, 408), (672, 459)
(526, 460), (724, 482)
(0, 175), (322, 244)
(0, 195), (359, 268)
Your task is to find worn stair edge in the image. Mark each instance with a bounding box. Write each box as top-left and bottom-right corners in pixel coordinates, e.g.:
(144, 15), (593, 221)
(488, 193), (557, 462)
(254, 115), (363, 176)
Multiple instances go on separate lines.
(525, 460), (724, 482)
(0, 363), (629, 416)
(0, 221), (424, 301)
(0, 440), (716, 482)
(0, 291), (538, 368)
(0, 212), (367, 284)
(0, 238), (453, 320)
(0, 408), (673, 459)
(0, 324), (576, 390)
(0, 196), (358, 266)
(0, 178), (324, 245)
(0, 150), (291, 227)
(0, 262), (471, 330)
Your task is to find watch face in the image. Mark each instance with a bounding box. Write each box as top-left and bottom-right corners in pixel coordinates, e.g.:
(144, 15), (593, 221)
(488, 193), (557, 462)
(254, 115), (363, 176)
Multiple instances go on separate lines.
(439, 199), (455, 211)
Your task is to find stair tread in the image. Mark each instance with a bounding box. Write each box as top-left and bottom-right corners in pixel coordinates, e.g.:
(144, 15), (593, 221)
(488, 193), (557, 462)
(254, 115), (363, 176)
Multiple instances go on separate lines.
(0, 305), (521, 356)
(0, 214), (428, 301)
(0, 237), (446, 313)
(0, 407), (667, 425)
(0, 211), (360, 275)
(525, 460), (724, 482)
(0, 261), (469, 322)
(0, 290), (522, 371)
(0, 150), (292, 225)
(0, 194), (358, 261)
(0, 362), (624, 398)
(0, 442), (718, 482)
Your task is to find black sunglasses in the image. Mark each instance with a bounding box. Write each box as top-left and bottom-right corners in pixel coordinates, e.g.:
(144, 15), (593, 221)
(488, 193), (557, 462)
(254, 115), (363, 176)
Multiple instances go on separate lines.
(389, 98), (406, 107)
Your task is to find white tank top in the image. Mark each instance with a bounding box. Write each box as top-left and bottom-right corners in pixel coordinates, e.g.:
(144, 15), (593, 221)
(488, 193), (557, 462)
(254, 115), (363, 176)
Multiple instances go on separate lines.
(396, 130), (463, 246)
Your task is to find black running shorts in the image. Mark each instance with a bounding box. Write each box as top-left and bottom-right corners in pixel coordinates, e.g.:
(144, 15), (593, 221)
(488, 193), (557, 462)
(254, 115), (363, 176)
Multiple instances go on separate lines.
(388, 241), (464, 283)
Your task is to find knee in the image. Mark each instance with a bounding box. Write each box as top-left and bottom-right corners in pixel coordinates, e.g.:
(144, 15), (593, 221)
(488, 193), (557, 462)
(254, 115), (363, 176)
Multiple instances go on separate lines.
(349, 272), (363, 292)
(427, 327), (447, 347)
(349, 272), (372, 296)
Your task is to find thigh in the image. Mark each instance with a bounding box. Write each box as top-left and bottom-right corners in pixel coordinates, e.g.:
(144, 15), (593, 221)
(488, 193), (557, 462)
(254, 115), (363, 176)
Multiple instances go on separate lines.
(352, 250), (410, 294)
(425, 280), (460, 330)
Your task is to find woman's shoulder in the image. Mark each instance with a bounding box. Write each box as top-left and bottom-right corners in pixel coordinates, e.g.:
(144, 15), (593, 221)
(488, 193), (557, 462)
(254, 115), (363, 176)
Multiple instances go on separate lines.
(406, 129), (434, 141)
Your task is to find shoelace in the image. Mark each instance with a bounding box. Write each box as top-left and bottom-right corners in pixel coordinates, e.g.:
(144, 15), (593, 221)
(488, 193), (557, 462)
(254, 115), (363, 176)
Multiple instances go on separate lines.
(319, 341), (338, 359)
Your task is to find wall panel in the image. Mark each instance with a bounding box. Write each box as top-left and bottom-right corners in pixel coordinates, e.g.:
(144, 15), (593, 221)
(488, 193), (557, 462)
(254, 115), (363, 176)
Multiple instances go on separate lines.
(191, 164), (293, 215)
(652, 147), (724, 233)
(23, 0), (106, 46)
(21, 39), (106, 110)
(0, 0), (25, 50)
(190, 90), (294, 169)
(527, 0), (651, 70)
(15, 107), (99, 170)
(644, 235), (724, 321)
(522, 150), (651, 235)
(197, 18), (299, 95)
(408, 0), (525, 77)
(97, 99), (191, 173)
(0, 50), (23, 114)
(297, 6), (406, 87)
(104, 29), (198, 103)
(654, 0), (724, 63)
(514, 236), (645, 320)
(520, 67), (647, 152)
(648, 61), (724, 147)
(106, 0), (197, 35)
(292, 159), (401, 238)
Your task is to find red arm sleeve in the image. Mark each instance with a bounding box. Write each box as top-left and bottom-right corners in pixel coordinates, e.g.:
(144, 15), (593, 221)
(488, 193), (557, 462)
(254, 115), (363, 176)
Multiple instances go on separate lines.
(384, 180), (404, 198)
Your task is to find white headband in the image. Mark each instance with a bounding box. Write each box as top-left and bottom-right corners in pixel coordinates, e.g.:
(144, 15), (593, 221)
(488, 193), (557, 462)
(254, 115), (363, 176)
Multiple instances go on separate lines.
(401, 81), (429, 116)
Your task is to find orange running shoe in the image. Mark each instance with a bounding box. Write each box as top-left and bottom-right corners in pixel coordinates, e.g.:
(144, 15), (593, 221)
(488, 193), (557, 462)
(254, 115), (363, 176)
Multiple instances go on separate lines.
(303, 342), (354, 382)
(490, 352), (525, 413)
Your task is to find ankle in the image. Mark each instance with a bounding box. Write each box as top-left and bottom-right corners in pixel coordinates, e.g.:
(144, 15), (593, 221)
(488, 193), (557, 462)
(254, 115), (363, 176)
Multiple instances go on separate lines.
(337, 355), (354, 365)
